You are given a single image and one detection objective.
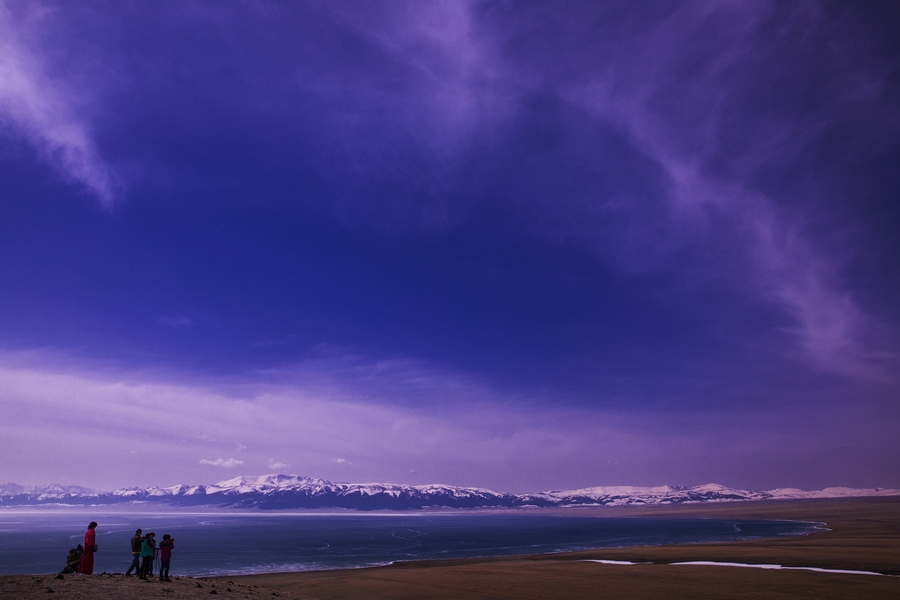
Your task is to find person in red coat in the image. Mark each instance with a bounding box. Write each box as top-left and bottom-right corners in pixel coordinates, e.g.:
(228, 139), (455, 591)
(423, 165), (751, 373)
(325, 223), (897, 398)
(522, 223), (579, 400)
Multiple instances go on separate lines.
(158, 534), (174, 581)
(78, 521), (98, 574)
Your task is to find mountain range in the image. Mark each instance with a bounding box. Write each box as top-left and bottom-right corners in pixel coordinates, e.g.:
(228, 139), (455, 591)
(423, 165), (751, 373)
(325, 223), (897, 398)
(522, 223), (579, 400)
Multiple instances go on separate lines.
(1, 475), (898, 510)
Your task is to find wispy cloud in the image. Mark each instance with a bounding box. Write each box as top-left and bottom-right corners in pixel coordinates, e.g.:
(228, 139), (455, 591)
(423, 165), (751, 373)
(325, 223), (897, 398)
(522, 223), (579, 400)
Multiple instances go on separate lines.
(474, 2), (896, 379)
(2, 348), (894, 491)
(601, 4), (895, 379)
(334, 1), (495, 147)
(299, 1), (508, 232)
(199, 457), (244, 468)
(158, 316), (193, 329)
(213, 2), (892, 379)
(0, 1), (117, 206)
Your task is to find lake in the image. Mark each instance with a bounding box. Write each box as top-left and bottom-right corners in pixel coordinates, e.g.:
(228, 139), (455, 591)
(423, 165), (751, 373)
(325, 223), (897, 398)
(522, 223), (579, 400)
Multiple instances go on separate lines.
(0, 507), (817, 576)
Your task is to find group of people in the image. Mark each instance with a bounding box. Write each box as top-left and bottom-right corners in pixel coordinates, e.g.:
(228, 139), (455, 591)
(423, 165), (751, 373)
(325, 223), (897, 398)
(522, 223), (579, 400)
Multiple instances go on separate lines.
(61, 521), (175, 582)
(124, 528), (175, 581)
(61, 521), (98, 575)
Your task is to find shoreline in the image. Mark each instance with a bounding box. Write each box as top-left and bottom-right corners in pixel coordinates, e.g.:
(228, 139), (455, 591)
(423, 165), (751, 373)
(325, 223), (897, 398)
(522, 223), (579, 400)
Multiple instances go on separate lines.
(0, 501), (823, 578)
(191, 510), (823, 578)
(2, 497), (898, 598)
(221, 497), (900, 599)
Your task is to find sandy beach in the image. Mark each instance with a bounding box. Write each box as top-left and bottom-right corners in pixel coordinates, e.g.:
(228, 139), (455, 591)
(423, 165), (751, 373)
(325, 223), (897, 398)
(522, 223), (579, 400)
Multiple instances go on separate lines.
(0, 573), (314, 600)
(1, 497), (898, 599)
(226, 497), (900, 600)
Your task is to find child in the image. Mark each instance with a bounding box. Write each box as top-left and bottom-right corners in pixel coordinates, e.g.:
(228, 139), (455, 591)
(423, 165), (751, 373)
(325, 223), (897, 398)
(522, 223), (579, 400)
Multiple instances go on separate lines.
(158, 534), (174, 582)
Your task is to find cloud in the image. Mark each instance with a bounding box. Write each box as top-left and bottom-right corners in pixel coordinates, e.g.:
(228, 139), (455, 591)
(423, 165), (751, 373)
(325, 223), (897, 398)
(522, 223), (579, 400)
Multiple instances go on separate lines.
(2, 347), (896, 491)
(178, 2), (888, 379)
(0, 1), (118, 206)
(199, 458), (244, 468)
(158, 316), (193, 329)
(606, 5), (894, 379)
(267, 459), (288, 470)
(0, 2), (891, 383)
(465, 1), (896, 379)
(285, 1), (508, 232)
(0, 348), (732, 490)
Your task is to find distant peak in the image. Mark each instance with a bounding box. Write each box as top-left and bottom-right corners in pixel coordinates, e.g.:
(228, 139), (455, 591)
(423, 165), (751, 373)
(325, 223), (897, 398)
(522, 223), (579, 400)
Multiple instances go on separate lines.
(4, 476), (899, 510)
(212, 474), (326, 489)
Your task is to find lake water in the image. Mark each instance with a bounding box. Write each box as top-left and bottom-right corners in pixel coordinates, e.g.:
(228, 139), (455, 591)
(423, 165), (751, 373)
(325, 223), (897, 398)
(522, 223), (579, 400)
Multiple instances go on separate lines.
(0, 508), (817, 576)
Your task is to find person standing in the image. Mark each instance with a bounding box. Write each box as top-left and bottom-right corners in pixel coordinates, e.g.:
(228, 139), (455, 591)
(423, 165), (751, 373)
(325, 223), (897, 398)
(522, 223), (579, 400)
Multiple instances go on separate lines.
(139, 532), (156, 580)
(77, 522), (98, 575)
(158, 534), (174, 581)
(125, 528), (142, 576)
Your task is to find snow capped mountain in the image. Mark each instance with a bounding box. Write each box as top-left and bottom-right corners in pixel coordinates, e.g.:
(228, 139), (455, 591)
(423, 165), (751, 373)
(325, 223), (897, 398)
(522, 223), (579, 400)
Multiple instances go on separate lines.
(521, 483), (769, 507)
(1, 475), (898, 510)
(80, 474), (518, 509)
(0, 482), (97, 498)
(206, 474), (329, 494)
(765, 487), (900, 499)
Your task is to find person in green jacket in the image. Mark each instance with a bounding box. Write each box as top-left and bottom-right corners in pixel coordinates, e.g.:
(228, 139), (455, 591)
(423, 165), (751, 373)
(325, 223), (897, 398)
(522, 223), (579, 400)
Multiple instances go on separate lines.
(139, 532), (156, 580)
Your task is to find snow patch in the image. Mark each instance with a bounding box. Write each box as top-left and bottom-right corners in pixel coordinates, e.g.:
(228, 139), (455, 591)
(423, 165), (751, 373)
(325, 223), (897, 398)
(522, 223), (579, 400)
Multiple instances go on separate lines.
(671, 561), (899, 577)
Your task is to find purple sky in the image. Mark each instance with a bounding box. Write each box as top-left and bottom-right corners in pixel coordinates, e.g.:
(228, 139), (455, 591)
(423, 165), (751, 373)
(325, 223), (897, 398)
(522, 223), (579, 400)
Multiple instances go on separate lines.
(1, 1), (899, 493)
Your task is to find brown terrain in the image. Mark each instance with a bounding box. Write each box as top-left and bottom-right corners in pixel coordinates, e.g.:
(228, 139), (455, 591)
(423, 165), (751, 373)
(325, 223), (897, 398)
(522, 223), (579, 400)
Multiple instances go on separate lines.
(228, 498), (900, 600)
(0, 573), (313, 600)
(2, 497), (898, 599)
